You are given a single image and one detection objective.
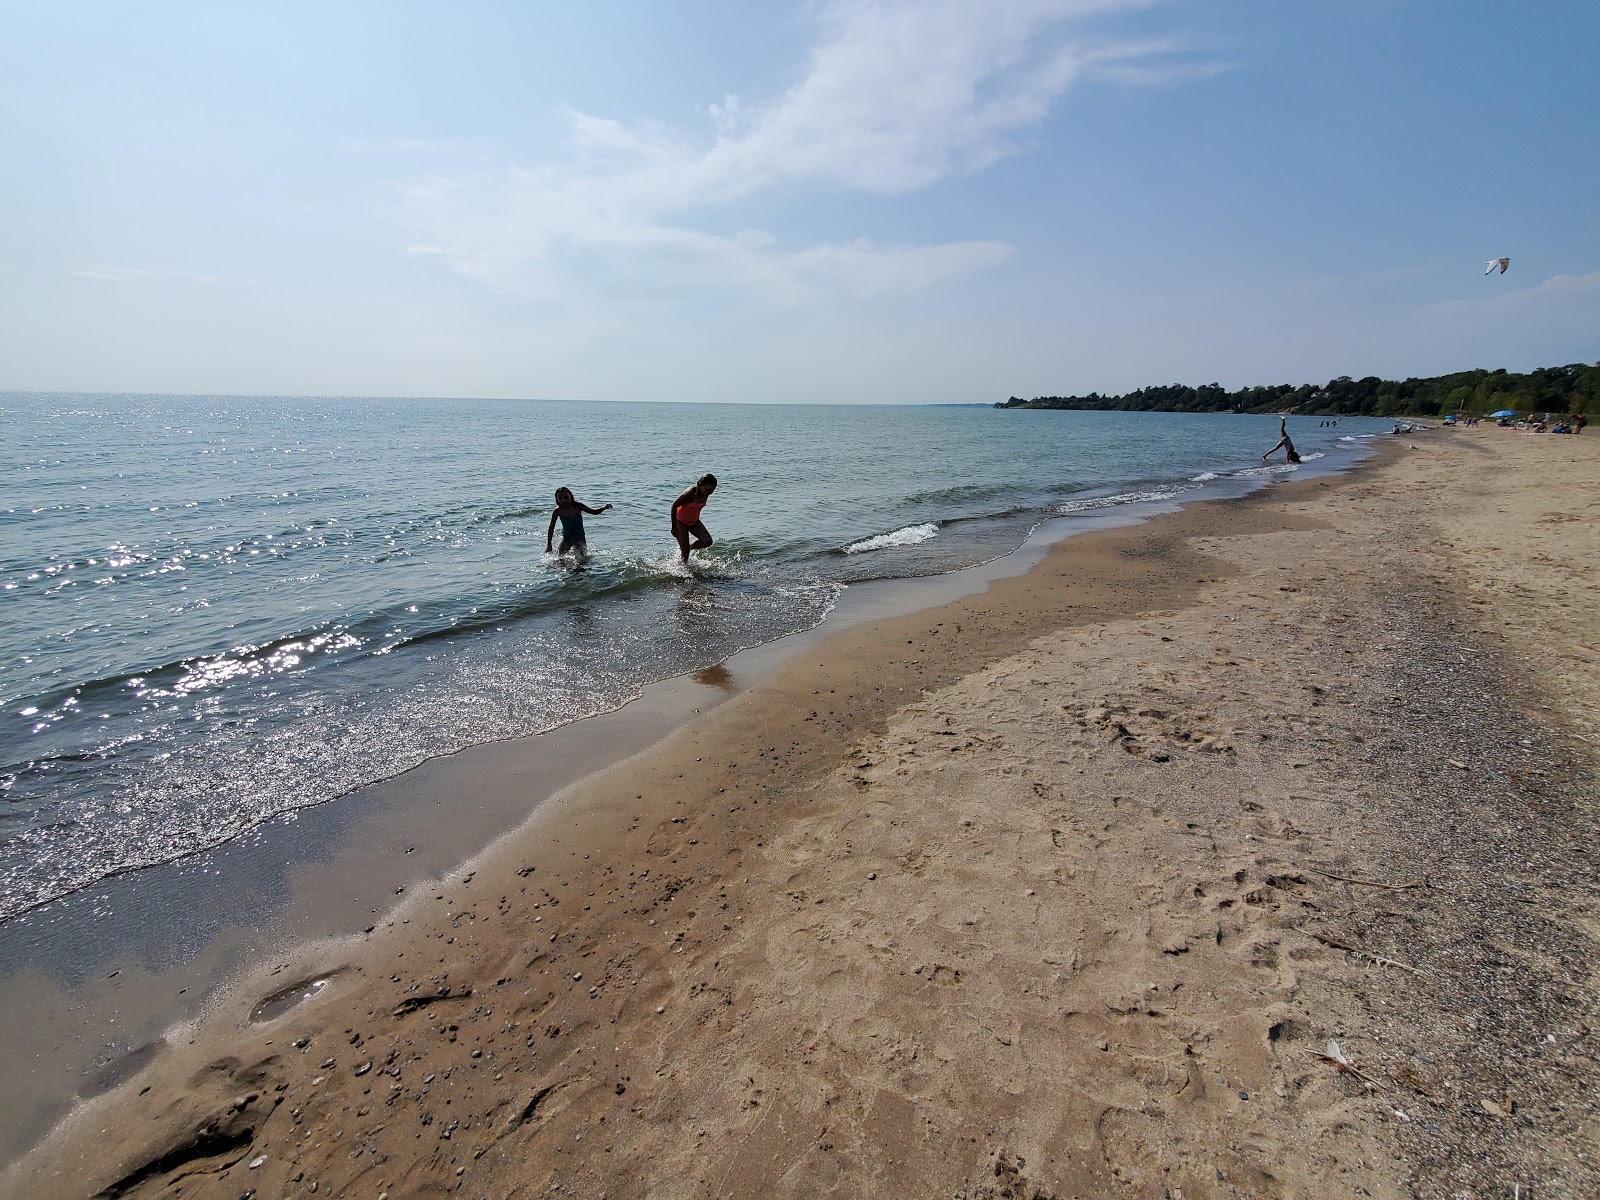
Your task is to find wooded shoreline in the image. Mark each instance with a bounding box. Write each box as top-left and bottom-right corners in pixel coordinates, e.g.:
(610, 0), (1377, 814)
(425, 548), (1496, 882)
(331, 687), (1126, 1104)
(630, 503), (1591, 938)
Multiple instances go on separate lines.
(998, 361), (1599, 417)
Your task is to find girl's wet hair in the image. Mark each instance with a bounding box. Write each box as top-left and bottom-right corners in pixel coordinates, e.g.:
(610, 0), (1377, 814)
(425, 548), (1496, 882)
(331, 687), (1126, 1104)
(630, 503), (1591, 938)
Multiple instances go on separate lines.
(555, 486), (574, 502)
(697, 473), (718, 488)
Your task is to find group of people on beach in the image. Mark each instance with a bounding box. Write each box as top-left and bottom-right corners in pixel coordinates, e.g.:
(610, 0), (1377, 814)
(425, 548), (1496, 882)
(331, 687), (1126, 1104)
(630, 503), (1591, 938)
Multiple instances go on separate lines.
(545, 474), (718, 563)
(1499, 414), (1585, 434)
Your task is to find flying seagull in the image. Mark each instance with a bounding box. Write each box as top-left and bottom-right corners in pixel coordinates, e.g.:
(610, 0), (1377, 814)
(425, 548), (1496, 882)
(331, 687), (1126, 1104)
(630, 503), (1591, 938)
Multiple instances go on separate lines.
(1484, 257), (1510, 275)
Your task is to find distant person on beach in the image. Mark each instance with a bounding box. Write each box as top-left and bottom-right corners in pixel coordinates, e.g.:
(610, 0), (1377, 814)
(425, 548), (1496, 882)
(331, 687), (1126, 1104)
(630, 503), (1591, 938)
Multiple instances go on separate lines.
(671, 473), (718, 562)
(546, 487), (612, 556)
(1263, 417), (1301, 464)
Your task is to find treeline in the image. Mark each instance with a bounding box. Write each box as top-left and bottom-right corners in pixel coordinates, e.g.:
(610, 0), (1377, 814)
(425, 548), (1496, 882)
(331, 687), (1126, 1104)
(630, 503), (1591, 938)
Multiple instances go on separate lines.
(996, 363), (1600, 417)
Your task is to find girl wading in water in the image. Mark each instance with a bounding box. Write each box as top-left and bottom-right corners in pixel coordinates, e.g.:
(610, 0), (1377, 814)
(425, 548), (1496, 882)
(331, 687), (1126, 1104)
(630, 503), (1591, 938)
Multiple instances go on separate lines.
(546, 487), (612, 556)
(670, 474), (717, 562)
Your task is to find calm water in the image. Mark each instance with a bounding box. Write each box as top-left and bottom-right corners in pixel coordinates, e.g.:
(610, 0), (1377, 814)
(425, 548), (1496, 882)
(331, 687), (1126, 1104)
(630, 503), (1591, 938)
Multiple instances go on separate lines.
(0, 394), (1388, 921)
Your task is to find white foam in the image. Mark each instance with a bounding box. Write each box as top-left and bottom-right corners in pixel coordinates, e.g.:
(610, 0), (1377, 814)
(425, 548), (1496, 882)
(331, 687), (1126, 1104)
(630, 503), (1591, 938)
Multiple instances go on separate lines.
(1190, 471), (1219, 482)
(1055, 486), (1191, 514)
(1230, 449), (1327, 476)
(844, 523), (940, 554)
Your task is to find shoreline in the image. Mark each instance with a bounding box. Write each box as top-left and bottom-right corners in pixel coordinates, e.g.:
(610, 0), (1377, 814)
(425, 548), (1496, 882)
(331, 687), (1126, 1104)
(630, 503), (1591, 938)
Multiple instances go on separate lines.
(0, 456), (1356, 1165)
(0, 477), (1257, 1165)
(7, 428), (1598, 1197)
(3, 400), (1377, 940)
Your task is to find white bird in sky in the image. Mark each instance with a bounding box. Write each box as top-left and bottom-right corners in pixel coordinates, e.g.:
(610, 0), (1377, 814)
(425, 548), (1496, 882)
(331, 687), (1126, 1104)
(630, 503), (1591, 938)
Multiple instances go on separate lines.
(1485, 257), (1510, 275)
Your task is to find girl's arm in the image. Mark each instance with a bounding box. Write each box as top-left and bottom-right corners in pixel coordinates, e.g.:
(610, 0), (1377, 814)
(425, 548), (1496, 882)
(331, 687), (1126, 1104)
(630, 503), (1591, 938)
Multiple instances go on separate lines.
(578, 503), (611, 515)
(670, 487), (695, 525)
(546, 510), (558, 550)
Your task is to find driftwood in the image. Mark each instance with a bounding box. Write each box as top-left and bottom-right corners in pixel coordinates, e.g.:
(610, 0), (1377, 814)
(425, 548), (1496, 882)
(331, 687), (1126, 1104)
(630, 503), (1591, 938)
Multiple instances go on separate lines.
(1305, 929), (1422, 974)
(1306, 1041), (1388, 1091)
(1307, 866), (1425, 891)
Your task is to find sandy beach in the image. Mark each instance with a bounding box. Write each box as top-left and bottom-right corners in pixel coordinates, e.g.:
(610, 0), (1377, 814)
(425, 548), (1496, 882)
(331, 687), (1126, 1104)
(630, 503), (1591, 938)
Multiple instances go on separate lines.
(5, 426), (1597, 1199)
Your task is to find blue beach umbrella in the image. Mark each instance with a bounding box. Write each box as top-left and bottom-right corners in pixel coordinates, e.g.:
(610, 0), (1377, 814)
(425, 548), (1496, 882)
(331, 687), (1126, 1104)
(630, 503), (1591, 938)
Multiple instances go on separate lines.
(1490, 409), (1517, 418)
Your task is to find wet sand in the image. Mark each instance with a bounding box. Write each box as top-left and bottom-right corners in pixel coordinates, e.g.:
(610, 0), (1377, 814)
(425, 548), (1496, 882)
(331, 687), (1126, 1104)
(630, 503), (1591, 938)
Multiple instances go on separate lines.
(5, 426), (1597, 1199)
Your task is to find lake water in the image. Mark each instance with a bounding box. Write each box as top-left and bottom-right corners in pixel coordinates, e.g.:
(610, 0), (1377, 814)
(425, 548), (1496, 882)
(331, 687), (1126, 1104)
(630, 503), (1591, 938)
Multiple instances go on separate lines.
(0, 394), (1389, 922)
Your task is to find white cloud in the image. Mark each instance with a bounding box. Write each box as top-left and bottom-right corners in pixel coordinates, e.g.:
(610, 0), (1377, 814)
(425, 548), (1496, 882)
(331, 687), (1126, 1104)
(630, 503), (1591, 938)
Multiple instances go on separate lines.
(790, 237), (1014, 298)
(1400, 271), (1600, 374)
(67, 265), (251, 288)
(397, 0), (1208, 307)
(1422, 270), (1600, 344)
(1424, 269), (1600, 320)
(690, 0), (1101, 196)
(69, 266), (151, 282)
(1083, 38), (1234, 86)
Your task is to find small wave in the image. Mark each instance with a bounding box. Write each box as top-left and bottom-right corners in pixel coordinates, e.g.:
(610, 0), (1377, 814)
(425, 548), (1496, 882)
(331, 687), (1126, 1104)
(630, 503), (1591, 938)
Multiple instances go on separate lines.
(844, 523), (940, 554)
(15, 556), (718, 715)
(601, 547), (752, 582)
(902, 482), (1013, 506)
(154, 629), (364, 699)
(1229, 450), (1325, 477)
(1190, 471), (1219, 482)
(1055, 486), (1193, 514)
(6, 624), (369, 728)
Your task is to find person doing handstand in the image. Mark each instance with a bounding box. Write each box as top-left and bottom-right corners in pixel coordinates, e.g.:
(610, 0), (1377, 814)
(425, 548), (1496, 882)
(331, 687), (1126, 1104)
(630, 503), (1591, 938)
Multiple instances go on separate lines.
(670, 473), (717, 562)
(1263, 417), (1301, 464)
(546, 487), (612, 556)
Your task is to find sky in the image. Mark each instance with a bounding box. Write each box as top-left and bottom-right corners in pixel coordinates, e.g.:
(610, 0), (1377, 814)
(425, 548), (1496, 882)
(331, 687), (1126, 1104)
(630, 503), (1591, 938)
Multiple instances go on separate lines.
(2, 0), (1596, 404)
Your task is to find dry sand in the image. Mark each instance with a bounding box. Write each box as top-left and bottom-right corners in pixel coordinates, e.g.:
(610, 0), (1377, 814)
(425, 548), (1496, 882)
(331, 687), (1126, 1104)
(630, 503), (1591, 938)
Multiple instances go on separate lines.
(5, 427), (1597, 1200)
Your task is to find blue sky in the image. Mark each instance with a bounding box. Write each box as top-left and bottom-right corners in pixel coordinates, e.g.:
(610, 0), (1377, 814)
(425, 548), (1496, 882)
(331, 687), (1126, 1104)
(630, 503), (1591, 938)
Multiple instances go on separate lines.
(2, 1), (1595, 403)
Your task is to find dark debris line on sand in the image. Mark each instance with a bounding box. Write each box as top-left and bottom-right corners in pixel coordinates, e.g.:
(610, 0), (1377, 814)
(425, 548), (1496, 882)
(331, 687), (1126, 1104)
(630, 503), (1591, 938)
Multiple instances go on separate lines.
(1327, 558), (1598, 1197)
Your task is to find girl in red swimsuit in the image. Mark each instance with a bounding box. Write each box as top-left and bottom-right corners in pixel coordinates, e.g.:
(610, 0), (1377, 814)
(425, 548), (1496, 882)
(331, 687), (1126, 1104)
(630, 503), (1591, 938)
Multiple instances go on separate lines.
(670, 473), (718, 562)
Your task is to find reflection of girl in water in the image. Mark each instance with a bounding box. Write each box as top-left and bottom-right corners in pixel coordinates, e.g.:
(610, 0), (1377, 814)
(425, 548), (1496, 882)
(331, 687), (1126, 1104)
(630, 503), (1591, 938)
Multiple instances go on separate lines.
(546, 487), (611, 556)
(1263, 417), (1301, 464)
(670, 473), (718, 562)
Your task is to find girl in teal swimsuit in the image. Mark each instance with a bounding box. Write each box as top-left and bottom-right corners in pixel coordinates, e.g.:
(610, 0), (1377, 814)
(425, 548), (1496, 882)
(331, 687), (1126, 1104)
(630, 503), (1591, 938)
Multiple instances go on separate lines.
(546, 487), (612, 556)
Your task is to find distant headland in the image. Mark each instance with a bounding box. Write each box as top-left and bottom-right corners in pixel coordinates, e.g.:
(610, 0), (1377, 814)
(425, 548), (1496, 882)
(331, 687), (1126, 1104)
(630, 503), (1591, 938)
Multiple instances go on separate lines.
(996, 362), (1599, 417)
